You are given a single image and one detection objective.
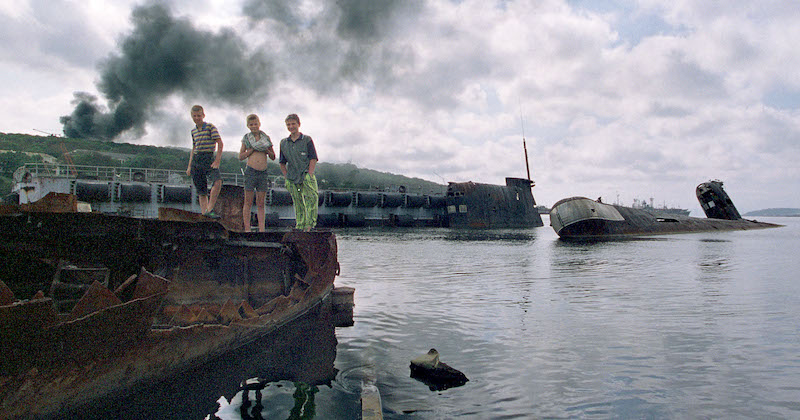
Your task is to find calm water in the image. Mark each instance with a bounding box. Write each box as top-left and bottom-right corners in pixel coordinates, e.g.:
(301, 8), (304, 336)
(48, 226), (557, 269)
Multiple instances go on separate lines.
(214, 216), (800, 419)
(82, 216), (799, 419)
(325, 216), (800, 419)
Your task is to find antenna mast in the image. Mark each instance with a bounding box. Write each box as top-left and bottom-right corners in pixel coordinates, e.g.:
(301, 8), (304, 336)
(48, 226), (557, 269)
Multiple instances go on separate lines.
(519, 108), (533, 187)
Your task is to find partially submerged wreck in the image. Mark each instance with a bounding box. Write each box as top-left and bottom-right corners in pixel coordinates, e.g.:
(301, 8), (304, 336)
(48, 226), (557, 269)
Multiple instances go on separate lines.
(446, 178), (543, 228)
(0, 193), (350, 417)
(10, 163), (545, 229)
(549, 180), (781, 239)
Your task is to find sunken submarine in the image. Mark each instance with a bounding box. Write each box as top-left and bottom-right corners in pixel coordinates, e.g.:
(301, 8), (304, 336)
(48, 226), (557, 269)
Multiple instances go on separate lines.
(549, 180), (781, 239)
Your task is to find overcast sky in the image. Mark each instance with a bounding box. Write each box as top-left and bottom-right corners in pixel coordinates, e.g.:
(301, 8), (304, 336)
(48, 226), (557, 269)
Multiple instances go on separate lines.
(2, 0), (799, 213)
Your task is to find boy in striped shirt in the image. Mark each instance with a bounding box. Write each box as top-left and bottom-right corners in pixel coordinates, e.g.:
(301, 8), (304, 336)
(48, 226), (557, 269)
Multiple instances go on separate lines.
(186, 105), (223, 218)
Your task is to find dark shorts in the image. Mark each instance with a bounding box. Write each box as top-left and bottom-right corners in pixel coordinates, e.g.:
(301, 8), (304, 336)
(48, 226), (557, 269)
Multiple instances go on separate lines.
(244, 165), (270, 192)
(191, 153), (222, 195)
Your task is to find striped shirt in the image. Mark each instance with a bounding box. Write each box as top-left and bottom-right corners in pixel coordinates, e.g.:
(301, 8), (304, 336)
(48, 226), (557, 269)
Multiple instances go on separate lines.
(191, 122), (221, 153)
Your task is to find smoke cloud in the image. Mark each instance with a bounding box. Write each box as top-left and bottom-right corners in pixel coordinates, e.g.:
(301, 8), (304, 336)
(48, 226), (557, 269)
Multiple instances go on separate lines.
(61, 3), (273, 139)
(243, 0), (419, 93)
(61, 1), (420, 140)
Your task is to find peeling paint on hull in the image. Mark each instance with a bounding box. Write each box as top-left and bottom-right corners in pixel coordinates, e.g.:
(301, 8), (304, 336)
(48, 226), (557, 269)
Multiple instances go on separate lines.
(0, 193), (343, 418)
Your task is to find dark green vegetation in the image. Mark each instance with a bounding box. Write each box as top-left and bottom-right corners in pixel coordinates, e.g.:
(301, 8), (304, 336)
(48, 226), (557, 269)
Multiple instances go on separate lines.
(0, 132), (445, 196)
(743, 208), (800, 217)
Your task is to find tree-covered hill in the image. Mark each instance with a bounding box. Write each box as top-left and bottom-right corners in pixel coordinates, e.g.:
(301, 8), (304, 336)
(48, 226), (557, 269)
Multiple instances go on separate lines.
(743, 208), (800, 217)
(0, 132), (445, 196)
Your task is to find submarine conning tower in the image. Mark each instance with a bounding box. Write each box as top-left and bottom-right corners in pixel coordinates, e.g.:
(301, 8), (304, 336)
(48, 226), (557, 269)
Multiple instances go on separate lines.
(696, 180), (742, 220)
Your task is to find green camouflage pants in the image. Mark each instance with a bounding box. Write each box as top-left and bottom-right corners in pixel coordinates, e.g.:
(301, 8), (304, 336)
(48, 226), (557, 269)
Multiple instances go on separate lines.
(285, 173), (318, 229)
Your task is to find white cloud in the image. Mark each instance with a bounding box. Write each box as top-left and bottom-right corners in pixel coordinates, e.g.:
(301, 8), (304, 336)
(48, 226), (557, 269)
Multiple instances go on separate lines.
(0, 0), (117, 70)
(1, 0), (799, 213)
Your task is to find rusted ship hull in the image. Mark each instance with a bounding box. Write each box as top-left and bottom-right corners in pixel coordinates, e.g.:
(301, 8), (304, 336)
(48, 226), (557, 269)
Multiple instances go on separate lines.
(0, 193), (345, 417)
(550, 181), (781, 240)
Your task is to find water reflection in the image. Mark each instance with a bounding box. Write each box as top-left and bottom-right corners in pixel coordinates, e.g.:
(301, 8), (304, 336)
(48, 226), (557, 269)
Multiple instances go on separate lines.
(209, 365), (374, 419)
(213, 381), (325, 420)
(441, 229), (538, 242)
(334, 220), (800, 418)
(694, 238), (735, 277)
(336, 227), (540, 243)
(63, 308), (342, 420)
(61, 219), (800, 419)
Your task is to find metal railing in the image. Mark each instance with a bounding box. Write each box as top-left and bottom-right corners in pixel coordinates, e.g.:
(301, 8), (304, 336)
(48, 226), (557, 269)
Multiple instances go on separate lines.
(17, 163), (284, 187)
(16, 163), (446, 195)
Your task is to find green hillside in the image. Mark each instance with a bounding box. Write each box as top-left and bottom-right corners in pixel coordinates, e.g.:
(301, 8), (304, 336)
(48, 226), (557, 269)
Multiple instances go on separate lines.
(0, 132), (445, 196)
(743, 208), (800, 217)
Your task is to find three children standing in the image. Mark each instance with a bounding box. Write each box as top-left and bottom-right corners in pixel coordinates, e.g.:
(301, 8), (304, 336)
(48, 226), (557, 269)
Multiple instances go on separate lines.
(187, 106), (318, 231)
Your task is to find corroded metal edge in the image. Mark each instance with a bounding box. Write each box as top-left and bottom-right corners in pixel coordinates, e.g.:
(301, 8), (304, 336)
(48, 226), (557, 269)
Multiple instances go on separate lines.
(0, 198), (340, 417)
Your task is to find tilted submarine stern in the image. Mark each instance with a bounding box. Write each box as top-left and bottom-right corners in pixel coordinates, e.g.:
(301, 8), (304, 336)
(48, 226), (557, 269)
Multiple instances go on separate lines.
(696, 180), (742, 220)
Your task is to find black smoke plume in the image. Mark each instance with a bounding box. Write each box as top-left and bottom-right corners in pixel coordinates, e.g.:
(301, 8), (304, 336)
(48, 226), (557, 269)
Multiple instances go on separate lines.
(62, 1), (420, 140)
(61, 3), (273, 139)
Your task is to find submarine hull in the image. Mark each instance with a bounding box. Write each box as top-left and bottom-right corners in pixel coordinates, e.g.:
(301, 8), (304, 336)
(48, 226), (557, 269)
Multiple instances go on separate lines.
(446, 177), (544, 228)
(550, 193), (780, 240)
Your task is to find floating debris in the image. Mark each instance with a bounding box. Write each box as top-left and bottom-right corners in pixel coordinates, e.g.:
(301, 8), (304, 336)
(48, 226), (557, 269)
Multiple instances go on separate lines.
(410, 348), (468, 391)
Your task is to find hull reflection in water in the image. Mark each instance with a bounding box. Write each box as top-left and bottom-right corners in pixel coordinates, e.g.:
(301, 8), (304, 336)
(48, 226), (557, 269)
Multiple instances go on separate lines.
(206, 314), (366, 420)
(0, 193), (348, 418)
(60, 303), (352, 419)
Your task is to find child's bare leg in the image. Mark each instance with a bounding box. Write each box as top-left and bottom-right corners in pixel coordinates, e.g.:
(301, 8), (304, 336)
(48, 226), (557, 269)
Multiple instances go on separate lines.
(242, 190), (255, 231)
(207, 180), (222, 211)
(199, 195), (209, 214)
(256, 191), (267, 232)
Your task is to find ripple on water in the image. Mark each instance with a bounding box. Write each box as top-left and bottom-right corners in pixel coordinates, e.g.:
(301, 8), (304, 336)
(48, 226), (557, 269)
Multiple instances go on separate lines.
(332, 222), (800, 418)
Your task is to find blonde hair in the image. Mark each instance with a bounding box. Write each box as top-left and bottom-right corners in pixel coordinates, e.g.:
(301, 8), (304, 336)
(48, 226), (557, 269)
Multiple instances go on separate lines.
(246, 114), (259, 123)
(190, 104), (204, 113)
(285, 113), (300, 124)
